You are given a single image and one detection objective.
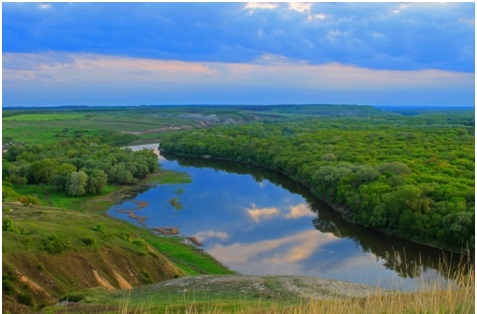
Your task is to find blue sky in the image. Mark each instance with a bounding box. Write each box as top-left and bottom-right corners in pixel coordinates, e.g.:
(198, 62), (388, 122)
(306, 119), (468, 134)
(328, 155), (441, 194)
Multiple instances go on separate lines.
(2, 2), (475, 107)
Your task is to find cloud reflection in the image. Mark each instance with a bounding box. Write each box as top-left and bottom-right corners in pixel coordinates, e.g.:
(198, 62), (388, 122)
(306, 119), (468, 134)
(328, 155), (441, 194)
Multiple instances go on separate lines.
(246, 202), (314, 222)
(208, 230), (339, 275)
(246, 203), (280, 222)
(195, 230), (230, 242)
(285, 203), (315, 219)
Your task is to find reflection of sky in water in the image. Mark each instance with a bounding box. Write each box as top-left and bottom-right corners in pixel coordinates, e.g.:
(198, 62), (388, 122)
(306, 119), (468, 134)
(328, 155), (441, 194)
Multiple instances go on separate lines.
(110, 146), (449, 290)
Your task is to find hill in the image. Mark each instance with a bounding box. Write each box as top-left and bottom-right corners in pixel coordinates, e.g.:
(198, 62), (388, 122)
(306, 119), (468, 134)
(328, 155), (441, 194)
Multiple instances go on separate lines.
(2, 202), (232, 312)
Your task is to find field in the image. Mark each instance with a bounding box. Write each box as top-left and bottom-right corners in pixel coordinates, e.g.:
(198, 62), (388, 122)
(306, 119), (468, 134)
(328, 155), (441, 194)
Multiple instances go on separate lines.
(2, 105), (391, 145)
(2, 106), (258, 145)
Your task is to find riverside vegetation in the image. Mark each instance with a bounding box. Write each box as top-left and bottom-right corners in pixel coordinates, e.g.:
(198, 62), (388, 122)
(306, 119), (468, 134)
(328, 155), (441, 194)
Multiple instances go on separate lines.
(2, 105), (474, 313)
(160, 109), (474, 252)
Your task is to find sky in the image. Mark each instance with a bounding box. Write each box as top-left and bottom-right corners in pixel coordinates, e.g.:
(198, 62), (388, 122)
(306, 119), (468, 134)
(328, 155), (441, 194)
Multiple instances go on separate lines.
(2, 2), (475, 107)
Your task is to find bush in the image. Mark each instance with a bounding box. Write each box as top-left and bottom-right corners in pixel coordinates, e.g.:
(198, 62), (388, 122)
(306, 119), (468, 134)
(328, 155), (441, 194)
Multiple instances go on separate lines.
(132, 238), (147, 247)
(81, 236), (96, 247)
(42, 235), (71, 254)
(2, 218), (19, 233)
(18, 195), (42, 206)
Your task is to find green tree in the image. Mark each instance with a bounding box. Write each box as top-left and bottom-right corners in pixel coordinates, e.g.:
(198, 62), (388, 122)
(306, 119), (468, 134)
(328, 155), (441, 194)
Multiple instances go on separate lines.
(86, 169), (108, 194)
(66, 171), (88, 196)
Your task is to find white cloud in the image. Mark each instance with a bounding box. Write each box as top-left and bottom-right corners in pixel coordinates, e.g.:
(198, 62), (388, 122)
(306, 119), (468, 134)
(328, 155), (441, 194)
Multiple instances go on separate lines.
(246, 203), (280, 223)
(4, 52), (473, 91)
(244, 2), (278, 13)
(195, 230), (229, 242)
(285, 203), (315, 219)
(308, 13), (326, 22)
(391, 3), (412, 14)
(208, 230), (339, 274)
(4, 52), (473, 106)
(288, 2), (312, 13)
(39, 3), (51, 9)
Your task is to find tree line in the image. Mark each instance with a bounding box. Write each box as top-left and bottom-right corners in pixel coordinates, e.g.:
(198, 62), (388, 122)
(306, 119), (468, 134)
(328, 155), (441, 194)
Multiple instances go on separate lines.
(160, 113), (474, 252)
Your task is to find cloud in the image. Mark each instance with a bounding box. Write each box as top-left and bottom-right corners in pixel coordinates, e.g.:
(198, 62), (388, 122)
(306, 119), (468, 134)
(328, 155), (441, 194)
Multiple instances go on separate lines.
(391, 3), (412, 14)
(3, 52), (474, 106)
(39, 3), (51, 10)
(208, 230), (339, 274)
(244, 2), (278, 11)
(288, 3), (312, 13)
(3, 2), (474, 73)
(246, 203), (280, 223)
(285, 204), (315, 219)
(195, 230), (229, 242)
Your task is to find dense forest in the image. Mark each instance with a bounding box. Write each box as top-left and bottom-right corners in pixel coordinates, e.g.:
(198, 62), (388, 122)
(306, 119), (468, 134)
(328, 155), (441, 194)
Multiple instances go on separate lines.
(3, 133), (158, 202)
(160, 112), (475, 252)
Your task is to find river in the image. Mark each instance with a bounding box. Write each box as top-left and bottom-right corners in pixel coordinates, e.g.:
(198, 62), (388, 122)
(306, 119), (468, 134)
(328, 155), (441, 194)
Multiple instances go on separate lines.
(109, 144), (464, 291)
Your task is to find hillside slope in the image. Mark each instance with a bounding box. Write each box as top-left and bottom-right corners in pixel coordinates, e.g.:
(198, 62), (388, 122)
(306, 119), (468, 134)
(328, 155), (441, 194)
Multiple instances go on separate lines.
(2, 202), (231, 312)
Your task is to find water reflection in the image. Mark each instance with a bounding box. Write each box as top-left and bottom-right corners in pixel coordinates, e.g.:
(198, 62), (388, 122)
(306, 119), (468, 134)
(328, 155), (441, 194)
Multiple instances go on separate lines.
(109, 149), (468, 290)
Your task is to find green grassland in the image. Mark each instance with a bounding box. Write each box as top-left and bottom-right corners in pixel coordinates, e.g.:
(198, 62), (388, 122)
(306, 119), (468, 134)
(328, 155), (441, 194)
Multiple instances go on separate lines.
(2, 105), (387, 145)
(2, 111), (195, 145)
(3, 113), (86, 121)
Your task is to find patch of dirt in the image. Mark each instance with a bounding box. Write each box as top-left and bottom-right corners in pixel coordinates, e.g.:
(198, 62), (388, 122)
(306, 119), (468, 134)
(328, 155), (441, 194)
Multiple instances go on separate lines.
(16, 271), (56, 303)
(185, 236), (203, 246)
(131, 200), (149, 210)
(114, 209), (148, 225)
(151, 227), (180, 235)
(113, 271), (133, 290)
(92, 270), (115, 291)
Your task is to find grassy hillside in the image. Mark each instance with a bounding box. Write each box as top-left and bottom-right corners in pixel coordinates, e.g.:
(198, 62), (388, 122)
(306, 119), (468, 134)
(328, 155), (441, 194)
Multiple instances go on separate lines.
(2, 201), (232, 312)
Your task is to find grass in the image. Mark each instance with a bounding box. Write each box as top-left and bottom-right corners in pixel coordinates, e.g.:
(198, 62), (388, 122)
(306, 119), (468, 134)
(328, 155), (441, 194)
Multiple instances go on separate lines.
(2, 108), (224, 145)
(40, 258), (474, 313)
(11, 184), (120, 211)
(3, 113), (86, 121)
(147, 170), (192, 185)
(2, 105), (331, 145)
(2, 201), (233, 308)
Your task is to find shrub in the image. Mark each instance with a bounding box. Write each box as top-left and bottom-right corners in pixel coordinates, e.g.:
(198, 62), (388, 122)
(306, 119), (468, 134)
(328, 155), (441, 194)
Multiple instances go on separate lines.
(132, 238), (147, 247)
(81, 236), (96, 247)
(2, 218), (19, 233)
(93, 223), (105, 233)
(18, 195), (42, 206)
(42, 235), (71, 254)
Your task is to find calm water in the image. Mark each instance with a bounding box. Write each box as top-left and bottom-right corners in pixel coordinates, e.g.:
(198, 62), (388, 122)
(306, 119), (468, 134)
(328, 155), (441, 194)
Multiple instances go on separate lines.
(109, 144), (463, 291)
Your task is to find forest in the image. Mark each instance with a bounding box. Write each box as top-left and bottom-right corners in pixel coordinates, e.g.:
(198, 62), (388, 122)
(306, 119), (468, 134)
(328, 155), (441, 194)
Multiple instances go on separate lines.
(160, 110), (475, 252)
